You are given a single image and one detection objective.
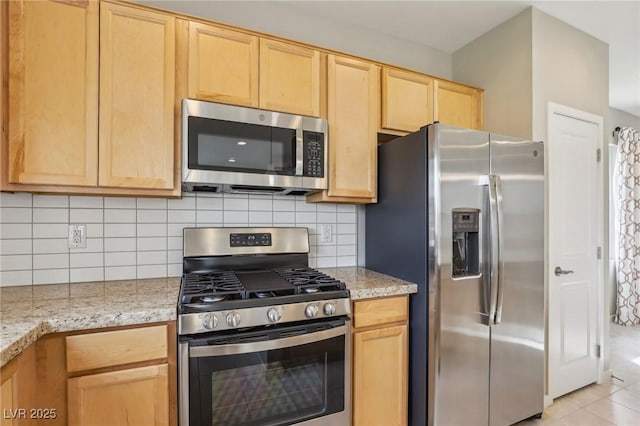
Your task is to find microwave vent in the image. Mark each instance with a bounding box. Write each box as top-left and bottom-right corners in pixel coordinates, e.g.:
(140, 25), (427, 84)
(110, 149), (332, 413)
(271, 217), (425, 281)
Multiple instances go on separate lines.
(188, 184), (221, 193)
(228, 185), (285, 193)
(182, 182), (316, 196)
(285, 190), (312, 196)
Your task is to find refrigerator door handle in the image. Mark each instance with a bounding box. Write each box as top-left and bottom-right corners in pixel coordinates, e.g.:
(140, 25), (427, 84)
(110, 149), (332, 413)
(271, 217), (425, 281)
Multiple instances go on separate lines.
(487, 174), (500, 326)
(494, 175), (505, 325)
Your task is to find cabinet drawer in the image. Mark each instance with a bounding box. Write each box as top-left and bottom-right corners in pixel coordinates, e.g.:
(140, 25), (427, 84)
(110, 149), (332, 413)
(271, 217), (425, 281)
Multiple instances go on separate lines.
(353, 296), (408, 329)
(66, 325), (168, 373)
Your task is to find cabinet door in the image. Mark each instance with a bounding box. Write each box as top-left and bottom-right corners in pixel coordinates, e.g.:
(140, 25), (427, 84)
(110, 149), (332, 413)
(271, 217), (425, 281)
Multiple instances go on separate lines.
(187, 22), (258, 107)
(324, 55), (379, 200)
(0, 372), (15, 426)
(7, 0), (98, 186)
(381, 68), (433, 133)
(68, 364), (169, 426)
(0, 345), (36, 426)
(259, 39), (321, 117)
(353, 325), (408, 426)
(434, 80), (484, 130)
(99, 3), (175, 189)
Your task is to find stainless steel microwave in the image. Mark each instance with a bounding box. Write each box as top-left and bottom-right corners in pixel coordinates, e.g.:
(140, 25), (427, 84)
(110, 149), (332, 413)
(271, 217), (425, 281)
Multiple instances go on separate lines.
(182, 99), (328, 195)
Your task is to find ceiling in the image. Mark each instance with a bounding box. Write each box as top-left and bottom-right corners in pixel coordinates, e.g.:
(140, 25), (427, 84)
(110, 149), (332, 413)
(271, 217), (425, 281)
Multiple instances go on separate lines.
(282, 1), (640, 117)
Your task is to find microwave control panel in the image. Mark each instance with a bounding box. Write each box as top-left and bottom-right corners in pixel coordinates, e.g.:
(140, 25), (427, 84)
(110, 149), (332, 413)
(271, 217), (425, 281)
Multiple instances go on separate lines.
(303, 131), (325, 177)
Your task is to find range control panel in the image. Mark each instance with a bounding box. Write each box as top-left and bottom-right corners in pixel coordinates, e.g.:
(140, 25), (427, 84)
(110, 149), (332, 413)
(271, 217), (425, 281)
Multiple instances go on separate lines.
(303, 131), (325, 178)
(230, 233), (272, 247)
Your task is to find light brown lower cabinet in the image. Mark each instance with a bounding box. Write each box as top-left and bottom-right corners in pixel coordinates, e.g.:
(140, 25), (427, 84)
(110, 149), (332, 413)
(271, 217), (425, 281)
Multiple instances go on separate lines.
(0, 344), (36, 426)
(352, 296), (408, 426)
(65, 324), (174, 426)
(0, 322), (176, 426)
(68, 364), (169, 426)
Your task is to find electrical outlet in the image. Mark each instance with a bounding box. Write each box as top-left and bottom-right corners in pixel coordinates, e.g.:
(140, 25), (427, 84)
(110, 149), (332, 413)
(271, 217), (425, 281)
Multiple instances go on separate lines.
(68, 224), (87, 248)
(319, 224), (333, 244)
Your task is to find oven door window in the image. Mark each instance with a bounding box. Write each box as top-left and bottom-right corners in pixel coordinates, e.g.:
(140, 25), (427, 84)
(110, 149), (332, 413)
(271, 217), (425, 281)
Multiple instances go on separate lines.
(188, 330), (345, 426)
(188, 116), (296, 175)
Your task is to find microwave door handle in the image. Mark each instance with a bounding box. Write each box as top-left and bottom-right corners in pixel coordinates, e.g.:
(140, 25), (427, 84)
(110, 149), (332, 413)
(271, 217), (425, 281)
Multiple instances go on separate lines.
(295, 128), (304, 176)
(188, 324), (347, 358)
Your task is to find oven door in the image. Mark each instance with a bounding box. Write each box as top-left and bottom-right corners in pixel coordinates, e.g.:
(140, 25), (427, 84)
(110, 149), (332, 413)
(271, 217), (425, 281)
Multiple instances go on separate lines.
(179, 318), (350, 426)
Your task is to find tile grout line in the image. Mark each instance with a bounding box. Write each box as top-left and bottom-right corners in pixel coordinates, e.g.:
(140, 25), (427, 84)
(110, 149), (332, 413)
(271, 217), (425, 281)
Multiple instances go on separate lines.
(135, 197), (139, 280)
(67, 196), (70, 284)
(102, 196), (106, 283)
(30, 194), (34, 291)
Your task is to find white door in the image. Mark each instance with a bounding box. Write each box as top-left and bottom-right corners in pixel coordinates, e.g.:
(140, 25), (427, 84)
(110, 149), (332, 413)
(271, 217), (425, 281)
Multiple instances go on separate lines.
(548, 103), (602, 399)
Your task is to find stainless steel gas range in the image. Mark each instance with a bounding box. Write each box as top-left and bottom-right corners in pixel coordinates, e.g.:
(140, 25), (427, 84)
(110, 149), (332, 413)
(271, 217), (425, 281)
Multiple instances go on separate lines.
(177, 227), (351, 426)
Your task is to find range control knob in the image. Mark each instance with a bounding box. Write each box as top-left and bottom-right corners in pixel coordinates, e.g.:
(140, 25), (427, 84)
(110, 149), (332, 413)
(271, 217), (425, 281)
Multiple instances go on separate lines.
(226, 312), (241, 327)
(267, 308), (282, 323)
(323, 302), (336, 316)
(305, 304), (319, 318)
(202, 314), (218, 330)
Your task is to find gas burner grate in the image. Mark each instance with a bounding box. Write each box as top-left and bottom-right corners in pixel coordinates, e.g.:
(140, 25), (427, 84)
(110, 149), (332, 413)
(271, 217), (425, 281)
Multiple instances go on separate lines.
(181, 271), (244, 304)
(273, 267), (346, 294)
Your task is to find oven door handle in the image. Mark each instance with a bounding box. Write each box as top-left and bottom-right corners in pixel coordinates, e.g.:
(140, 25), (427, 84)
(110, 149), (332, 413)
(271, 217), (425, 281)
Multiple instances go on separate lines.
(189, 324), (348, 358)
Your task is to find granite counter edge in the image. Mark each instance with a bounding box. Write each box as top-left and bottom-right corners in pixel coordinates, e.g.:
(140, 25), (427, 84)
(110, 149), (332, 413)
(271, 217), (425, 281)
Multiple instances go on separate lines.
(1, 307), (177, 368)
(349, 284), (418, 300)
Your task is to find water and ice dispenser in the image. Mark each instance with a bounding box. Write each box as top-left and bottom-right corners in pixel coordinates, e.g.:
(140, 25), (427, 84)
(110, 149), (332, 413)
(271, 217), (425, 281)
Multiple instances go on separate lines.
(451, 209), (480, 277)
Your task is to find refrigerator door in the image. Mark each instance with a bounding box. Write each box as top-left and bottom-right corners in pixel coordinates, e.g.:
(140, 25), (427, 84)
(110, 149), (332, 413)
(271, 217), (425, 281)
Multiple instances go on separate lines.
(489, 136), (544, 426)
(434, 125), (491, 426)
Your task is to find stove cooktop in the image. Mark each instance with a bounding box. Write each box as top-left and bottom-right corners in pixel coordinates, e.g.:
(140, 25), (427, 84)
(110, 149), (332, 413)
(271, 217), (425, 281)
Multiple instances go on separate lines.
(178, 267), (348, 313)
(177, 227), (351, 331)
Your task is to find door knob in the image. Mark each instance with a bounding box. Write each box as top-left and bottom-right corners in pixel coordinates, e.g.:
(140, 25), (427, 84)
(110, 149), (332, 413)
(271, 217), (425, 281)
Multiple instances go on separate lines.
(554, 266), (574, 276)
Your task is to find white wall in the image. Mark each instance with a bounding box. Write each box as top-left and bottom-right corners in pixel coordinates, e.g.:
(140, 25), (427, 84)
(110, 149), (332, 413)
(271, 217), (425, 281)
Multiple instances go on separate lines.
(452, 8), (533, 139)
(530, 9), (609, 143)
(140, 0), (453, 79)
(610, 107), (640, 133)
(0, 192), (359, 287)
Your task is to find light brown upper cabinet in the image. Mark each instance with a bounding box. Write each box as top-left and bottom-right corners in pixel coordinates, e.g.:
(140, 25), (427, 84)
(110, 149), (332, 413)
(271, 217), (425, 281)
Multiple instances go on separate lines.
(259, 39), (321, 117)
(308, 55), (379, 203)
(435, 80), (484, 130)
(99, 2), (175, 190)
(185, 21), (258, 107)
(381, 68), (434, 134)
(181, 20), (322, 117)
(3, 1), (179, 196)
(6, 0), (99, 187)
(381, 68), (483, 135)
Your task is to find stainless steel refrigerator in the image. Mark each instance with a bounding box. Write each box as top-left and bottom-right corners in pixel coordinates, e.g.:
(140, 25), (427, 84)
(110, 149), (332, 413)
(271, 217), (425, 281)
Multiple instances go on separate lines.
(366, 124), (544, 426)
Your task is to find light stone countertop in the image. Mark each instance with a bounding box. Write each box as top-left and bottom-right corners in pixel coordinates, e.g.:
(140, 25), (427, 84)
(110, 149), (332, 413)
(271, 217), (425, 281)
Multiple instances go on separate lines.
(0, 278), (180, 368)
(319, 267), (418, 300)
(0, 267), (417, 367)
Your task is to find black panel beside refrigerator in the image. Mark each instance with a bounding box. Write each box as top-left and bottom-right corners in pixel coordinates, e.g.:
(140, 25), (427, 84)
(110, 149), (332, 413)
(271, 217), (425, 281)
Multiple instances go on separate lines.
(366, 126), (430, 426)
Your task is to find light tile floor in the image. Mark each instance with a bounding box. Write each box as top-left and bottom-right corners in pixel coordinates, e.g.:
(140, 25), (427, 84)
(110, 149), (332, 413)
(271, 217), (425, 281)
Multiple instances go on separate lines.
(516, 323), (640, 426)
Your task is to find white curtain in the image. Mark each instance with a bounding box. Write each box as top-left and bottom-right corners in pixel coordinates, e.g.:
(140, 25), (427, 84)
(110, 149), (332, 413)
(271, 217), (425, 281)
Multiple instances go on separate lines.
(614, 126), (640, 325)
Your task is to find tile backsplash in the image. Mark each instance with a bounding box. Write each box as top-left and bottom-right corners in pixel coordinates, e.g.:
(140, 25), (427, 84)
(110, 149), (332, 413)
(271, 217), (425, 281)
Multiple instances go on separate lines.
(0, 192), (359, 287)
